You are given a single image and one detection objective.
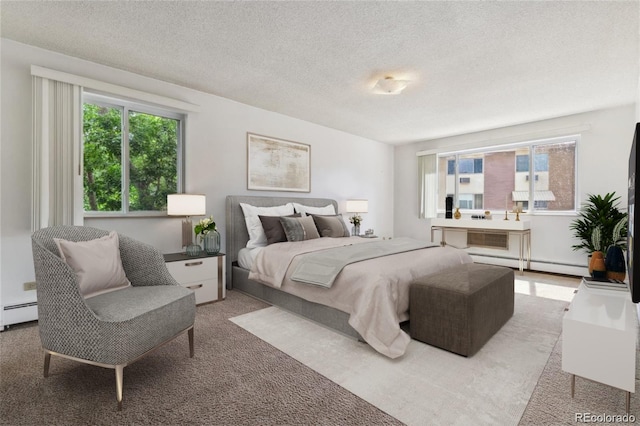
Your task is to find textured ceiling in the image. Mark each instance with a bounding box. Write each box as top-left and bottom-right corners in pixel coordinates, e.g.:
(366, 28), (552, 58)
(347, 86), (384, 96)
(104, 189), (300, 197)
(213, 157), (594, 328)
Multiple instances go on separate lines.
(1, 1), (638, 144)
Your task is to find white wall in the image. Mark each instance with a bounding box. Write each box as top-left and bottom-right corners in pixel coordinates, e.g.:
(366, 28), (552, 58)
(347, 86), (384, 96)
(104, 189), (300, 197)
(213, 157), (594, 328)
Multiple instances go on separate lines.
(394, 105), (637, 275)
(0, 39), (394, 320)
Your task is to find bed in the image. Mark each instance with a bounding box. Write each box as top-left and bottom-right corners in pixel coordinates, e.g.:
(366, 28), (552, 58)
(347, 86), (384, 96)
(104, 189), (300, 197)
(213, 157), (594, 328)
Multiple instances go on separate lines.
(225, 195), (473, 359)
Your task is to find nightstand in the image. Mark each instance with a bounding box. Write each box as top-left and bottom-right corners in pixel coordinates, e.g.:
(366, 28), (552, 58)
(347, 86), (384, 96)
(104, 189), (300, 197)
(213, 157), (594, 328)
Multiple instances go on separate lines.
(164, 252), (226, 305)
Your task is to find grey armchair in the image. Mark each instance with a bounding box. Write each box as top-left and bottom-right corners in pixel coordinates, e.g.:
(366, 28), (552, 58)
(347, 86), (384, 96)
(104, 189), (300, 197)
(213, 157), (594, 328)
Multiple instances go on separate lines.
(31, 226), (196, 410)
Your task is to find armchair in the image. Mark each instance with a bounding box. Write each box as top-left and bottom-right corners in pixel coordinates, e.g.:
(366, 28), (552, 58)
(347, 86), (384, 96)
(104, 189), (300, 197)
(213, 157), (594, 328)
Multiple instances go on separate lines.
(31, 226), (196, 410)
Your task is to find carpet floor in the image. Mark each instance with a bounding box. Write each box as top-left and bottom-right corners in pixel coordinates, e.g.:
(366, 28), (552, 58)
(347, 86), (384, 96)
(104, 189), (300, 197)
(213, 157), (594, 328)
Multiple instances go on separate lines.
(0, 291), (400, 425)
(1, 285), (637, 425)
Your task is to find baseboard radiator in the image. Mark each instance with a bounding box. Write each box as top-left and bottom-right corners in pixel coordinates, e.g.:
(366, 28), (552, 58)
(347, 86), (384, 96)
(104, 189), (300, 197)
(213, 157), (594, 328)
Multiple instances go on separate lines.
(1, 301), (38, 330)
(469, 252), (587, 276)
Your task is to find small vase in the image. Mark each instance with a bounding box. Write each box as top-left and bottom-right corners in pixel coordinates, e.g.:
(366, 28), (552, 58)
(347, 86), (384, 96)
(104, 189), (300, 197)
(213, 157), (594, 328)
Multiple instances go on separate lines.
(352, 225), (360, 236)
(453, 207), (461, 220)
(202, 230), (221, 255)
(186, 244), (202, 257)
(605, 245), (626, 281)
(590, 251), (606, 279)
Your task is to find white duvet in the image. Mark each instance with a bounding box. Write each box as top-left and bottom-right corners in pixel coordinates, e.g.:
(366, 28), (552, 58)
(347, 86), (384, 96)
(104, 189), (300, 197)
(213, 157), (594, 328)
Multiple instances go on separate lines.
(248, 237), (473, 359)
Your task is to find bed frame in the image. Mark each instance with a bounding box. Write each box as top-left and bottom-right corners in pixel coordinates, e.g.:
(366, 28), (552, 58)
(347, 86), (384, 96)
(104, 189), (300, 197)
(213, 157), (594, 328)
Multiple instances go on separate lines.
(225, 195), (361, 339)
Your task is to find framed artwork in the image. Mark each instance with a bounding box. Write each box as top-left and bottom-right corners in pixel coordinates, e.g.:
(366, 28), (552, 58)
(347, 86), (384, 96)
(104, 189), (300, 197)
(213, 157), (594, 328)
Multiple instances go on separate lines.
(247, 133), (311, 192)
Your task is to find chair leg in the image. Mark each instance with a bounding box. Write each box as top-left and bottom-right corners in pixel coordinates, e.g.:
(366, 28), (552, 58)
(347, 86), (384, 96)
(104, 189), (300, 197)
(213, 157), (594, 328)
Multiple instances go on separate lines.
(115, 365), (124, 411)
(188, 327), (194, 358)
(43, 352), (51, 378)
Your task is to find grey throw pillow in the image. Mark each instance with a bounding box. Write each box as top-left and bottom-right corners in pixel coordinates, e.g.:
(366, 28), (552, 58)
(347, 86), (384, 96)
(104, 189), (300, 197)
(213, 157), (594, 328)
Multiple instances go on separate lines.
(279, 216), (320, 242)
(311, 215), (350, 238)
(259, 213), (301, 245)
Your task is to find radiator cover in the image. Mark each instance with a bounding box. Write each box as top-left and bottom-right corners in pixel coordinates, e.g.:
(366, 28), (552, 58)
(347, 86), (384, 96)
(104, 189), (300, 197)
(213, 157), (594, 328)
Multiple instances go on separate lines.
(467, 229), (509, 250)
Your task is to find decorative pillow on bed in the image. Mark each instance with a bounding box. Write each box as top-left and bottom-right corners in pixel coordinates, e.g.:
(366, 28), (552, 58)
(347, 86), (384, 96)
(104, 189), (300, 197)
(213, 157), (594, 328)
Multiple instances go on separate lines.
(311, 214), (351, 238)
(279, 216), (321, 242)
(259, 213), (301, 245)
(292, 203), (336, 216)
(54, 231), (131, 299)
(240, 203), (295, 248)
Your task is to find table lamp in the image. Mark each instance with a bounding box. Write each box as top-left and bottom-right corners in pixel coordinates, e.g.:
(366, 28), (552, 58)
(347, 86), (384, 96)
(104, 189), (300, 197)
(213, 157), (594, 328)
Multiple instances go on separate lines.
(167, 194), (206, 250)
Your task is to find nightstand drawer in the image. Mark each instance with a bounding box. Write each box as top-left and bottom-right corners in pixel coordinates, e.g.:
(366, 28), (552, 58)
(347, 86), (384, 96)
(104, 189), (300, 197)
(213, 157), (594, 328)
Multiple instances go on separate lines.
(165, 258), (216, 283)
(181, 279), (217, 305)
(164, 252), (226, 305)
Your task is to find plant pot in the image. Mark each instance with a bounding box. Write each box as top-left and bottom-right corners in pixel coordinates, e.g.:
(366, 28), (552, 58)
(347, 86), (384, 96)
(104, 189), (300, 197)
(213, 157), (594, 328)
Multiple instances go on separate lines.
(590, 251), (606, 278)
(605, 245), (626, 281)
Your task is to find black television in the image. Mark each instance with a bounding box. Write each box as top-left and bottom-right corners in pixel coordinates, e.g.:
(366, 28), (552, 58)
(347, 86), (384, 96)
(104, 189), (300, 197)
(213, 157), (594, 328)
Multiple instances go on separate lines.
(628, 122), (640, 303)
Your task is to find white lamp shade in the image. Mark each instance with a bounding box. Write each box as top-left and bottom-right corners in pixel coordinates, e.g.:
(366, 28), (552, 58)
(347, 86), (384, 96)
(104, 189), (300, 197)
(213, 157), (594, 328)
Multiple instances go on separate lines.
(346, 199), (368, 213)
(167, 194), (206, 216)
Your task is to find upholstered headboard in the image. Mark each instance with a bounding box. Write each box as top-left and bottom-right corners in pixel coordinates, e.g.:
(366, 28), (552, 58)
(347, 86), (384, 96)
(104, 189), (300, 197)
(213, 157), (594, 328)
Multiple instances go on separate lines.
(225, 195), (338, 288)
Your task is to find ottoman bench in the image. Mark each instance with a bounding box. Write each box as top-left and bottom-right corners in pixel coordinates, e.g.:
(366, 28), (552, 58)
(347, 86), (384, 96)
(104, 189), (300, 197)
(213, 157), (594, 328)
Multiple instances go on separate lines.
(409, 263), (514, 357)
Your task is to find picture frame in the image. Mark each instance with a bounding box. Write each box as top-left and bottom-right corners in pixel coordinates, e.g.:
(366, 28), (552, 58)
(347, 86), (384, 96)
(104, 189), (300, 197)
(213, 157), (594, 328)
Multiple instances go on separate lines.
(247, 133), (311, 192)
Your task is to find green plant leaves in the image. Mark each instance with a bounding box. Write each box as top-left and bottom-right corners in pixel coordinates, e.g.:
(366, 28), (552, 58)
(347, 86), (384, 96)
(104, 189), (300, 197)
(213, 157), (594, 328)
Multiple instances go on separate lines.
(570, 192), (628, 254)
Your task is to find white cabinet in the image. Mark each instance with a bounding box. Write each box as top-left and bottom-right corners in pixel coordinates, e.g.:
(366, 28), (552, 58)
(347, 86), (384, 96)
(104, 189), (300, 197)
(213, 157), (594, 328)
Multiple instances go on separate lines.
(164, 253), (226, 305)
(562, 281), (638, 411)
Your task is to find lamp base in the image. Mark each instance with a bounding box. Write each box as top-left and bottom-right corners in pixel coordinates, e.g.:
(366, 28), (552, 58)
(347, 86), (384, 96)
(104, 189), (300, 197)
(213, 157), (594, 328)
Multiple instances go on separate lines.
(182, 218), (193, 247)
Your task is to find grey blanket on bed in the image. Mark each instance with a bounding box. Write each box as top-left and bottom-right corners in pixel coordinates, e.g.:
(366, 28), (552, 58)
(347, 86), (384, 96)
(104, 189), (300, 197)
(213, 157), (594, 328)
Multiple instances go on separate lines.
(290, 237), (438, 288)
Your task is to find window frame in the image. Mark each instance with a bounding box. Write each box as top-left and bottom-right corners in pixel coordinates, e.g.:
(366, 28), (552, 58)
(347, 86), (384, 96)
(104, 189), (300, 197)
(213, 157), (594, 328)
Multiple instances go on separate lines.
(435, 135), (579, 216)
(82, 91), (186, 217)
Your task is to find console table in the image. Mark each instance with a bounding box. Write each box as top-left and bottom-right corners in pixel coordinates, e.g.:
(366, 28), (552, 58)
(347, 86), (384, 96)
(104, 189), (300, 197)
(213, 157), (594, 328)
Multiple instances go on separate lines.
(430, 218), (531, 273)
(562, 281), (638, 413)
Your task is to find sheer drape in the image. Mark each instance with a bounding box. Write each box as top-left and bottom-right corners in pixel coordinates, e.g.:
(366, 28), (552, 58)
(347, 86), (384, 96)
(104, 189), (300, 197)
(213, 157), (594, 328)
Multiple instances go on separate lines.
(417, 154), (437, 219)
(32, 76), (83, 231)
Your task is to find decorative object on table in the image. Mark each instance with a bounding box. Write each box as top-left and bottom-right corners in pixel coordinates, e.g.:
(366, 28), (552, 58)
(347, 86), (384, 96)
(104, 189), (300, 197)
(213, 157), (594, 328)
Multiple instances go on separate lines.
(590, 251), (607, 279)
(349, 214), (362, 236)
(503, 210), (509, 221)
(604, 217), (629, 281)
(453, 207), (461, 220)
(588, 227), (602, 276)
(445, 196), (453, 219)
(514, 204), (523, 221)
(185, 243), (202, 257)
(484, 210), (492, 220)
(195, 216), (220, 255)
(247, 133), (310, 192)
(346, 199), (368, 236)
(570, 192), (628, 256)
(167, 194), (206, 255)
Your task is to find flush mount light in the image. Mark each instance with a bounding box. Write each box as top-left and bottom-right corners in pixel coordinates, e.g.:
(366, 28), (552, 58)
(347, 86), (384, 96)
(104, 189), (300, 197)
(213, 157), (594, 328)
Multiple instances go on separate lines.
(373, 76), (410, 95)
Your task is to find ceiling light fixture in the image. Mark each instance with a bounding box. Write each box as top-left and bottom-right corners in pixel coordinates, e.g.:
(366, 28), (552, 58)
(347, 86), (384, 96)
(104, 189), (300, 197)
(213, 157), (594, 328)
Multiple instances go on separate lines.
(373, 76), (410, 95)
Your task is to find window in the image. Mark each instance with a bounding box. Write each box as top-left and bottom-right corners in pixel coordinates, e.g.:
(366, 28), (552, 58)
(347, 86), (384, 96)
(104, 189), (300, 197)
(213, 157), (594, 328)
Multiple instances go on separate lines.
(433, 137), (577, 213)
(515, 153), (549, 172)
(83, 94), (184, 214)
(449, 158), (482, 174)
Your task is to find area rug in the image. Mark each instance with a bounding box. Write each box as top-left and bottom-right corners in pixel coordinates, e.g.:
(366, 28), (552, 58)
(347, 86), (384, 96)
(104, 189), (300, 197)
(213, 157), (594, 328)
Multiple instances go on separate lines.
(230, 293), (569, 426)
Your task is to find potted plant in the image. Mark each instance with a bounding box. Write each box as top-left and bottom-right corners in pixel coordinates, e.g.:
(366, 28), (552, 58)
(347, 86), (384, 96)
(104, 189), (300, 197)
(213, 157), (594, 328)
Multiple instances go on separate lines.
(195, 216), (220, 255)
(570, 192), (628, 277)
(349, 214), (362, 236)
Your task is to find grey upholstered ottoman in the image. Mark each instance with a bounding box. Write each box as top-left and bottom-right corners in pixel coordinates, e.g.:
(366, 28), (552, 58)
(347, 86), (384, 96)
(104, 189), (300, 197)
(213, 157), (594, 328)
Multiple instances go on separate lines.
(409, 263), (514, 357)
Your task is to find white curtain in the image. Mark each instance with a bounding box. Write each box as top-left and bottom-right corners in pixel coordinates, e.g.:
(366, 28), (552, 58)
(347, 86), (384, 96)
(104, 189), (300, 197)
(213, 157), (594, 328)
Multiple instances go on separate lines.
(418, 154), (437, 219)
(32, 76), (83, 231)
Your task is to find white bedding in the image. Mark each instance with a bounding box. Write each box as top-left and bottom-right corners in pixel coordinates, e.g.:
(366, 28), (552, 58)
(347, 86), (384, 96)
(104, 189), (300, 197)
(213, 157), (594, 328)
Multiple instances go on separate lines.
(238, 247), (262, 270)
(248, 237), (473, 359)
